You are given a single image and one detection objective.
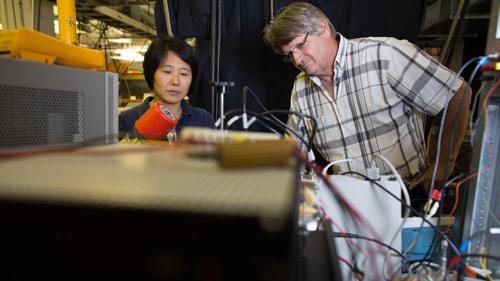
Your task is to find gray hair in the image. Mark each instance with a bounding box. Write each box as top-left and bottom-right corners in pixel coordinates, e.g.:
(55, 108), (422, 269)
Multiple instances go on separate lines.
(263, 2), (337, 54)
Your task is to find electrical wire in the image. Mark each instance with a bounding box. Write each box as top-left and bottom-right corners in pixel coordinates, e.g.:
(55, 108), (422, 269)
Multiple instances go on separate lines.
(458, 228), (500, 274)
(322, 159), (353, 175)
(332, 232), (405, 259)
(409, 66), (476, 267)
(297, 151), (398, 278)
(403, 56), (482, 271)
(370, 154), (413, 278)
(416, 58), (491, 269)
(223, 109), (282, 135)
(342, 171), (461, 256)
(318, 208), (368, 265)
(435, 60), (480, 190)
(428, 56), (483, 199)
(448, 173), (478, 216)
(314, 198), (360, 275)
(372, 154), (412, 218)
(444, 172), (466, 188)
(407, 261), (441, 275)
(481, 74), (500, 120)
(337, 255), (362, 281)
(448, 254), (500, 271)
(219, 86), (319, 152)
(479, 247), (494, 281)
(218, 109), (313, 149)
(242, 86), (292, 133)
(258, 110), (318, 151)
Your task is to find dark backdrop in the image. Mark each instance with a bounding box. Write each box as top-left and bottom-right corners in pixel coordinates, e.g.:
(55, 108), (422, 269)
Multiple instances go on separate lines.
(155, 0), (424, 131)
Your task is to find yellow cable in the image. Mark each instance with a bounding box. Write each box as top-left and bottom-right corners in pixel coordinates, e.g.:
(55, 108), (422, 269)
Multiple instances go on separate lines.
(480, 247), (494, 281)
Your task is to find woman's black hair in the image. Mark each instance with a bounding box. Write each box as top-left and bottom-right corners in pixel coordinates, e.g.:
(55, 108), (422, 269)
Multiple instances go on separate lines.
(143, 36), (198, 94)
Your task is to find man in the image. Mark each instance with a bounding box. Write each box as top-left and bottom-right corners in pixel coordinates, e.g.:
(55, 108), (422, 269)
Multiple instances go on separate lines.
(263, 2), (471, 189)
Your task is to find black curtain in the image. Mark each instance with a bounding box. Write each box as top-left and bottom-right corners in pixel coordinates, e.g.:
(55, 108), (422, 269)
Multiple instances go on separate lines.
(155, 0), (424, 131)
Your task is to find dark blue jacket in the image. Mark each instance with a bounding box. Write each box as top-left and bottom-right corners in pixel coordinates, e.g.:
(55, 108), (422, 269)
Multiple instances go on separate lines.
(119, 96), (215, 139)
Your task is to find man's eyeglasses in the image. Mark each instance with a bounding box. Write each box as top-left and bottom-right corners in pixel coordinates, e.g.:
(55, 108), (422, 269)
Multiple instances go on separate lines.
(283, 33), (309, 63)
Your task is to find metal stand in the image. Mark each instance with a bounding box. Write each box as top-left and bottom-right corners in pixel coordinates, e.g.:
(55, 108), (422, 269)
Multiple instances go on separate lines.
(210, 81), (235, 131)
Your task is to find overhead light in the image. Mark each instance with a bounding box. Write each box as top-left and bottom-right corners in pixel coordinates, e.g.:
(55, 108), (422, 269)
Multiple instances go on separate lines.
(109, 38), (133, 44)
(111, 48), (145, 62)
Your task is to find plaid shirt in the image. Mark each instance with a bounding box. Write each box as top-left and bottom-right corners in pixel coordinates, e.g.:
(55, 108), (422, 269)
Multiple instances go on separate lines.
(288, 34), (464, 180)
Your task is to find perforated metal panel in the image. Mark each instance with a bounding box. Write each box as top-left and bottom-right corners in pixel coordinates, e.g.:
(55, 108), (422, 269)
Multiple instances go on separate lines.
(0, 57), (119, 150)
(0, 84), (85, 148)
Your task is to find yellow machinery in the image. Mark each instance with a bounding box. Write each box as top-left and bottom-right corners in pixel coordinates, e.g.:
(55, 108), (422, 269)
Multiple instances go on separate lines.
(0, 0), (104, 70)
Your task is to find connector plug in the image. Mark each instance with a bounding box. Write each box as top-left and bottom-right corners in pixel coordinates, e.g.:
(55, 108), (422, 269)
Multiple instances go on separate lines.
(366, 160), (380, 181)
(487, 52), (499, 60)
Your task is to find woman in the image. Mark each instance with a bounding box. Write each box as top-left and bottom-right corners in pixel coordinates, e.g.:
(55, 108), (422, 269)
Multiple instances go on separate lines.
(119, 36), (214, 141)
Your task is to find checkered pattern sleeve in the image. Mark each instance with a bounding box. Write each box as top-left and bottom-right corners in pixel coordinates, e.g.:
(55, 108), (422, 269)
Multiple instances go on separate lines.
(384, 38), (464, 116)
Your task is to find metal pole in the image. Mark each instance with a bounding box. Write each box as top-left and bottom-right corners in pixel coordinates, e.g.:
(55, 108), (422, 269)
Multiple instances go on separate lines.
(220, 86), (225, 131)
(439, 0), (470, 66)
(162, 0), (173, 37)
(210, 0), (217, 116)
(56, 0), (77, 44)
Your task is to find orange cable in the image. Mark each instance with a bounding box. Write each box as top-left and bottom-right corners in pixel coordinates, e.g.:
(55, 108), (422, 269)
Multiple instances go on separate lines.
(448, 173), (479, 217)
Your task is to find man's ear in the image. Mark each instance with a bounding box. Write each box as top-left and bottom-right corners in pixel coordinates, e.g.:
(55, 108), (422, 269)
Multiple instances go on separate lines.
(319, 20), (330, 38)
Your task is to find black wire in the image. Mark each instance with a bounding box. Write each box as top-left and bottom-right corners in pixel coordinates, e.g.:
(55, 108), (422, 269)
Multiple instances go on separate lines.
(298, 153), (390, 278)
(316, 218), (363, 280)
(445, 173), (465, 188)
(418, 183), (451, 264)
(415, 170), (463, 259)
(420, 63), (477, 265)
(332, 232), (405, 259)
(218, 108), (242, 125)
(403, 61), (480, 270)
(297, 153), (365, 231)
(242, 86), (268, 112)
(342, 171), (461, 257)
(242, 86), (293, 134)
(258, 110), (318, 151)
(255, 116), (285, 135)
(415, 207), (445, 266)
(253, 113), (307, 143)
(417, 174), (460, 265)
(220, 109), (310, 147)
(225, 110), (281, 135)
(240, 86), (319, 151)
(458, 254), (500, 263)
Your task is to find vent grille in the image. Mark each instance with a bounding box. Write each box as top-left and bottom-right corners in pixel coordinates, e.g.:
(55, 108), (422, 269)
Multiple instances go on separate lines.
(0, 84), (85, 148)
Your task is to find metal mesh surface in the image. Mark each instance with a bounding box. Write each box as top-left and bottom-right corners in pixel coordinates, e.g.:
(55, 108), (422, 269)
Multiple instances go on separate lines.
(0, 144), (297, 222)
(0, 84), (85, 148)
